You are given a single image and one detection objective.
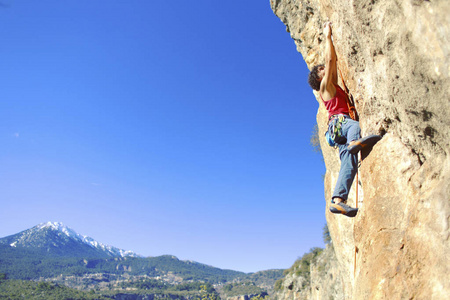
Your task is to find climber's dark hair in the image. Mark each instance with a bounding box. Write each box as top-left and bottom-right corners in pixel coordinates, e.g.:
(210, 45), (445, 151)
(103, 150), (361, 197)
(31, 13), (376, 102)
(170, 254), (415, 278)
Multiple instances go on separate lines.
(308, 64), (324, 91)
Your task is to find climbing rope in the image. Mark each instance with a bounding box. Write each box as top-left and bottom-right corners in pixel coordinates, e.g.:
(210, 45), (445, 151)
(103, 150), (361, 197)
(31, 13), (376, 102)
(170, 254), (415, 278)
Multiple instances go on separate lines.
(354, 152), (362, 279)
(338, 66), (359, 121)
(332, 63), (361, 280)
(354, 156), (359, 279)
(338, 65), (361, 279)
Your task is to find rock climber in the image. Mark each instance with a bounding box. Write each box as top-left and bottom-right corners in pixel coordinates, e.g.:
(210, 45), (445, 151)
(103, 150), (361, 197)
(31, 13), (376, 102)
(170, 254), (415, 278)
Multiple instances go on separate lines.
(307, 22), (380, 217)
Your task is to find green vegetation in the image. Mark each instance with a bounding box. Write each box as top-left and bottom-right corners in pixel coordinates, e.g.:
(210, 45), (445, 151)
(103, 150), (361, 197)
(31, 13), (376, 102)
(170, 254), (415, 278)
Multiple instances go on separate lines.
(197, 284), (220, 300)
(274, 278), (283, 291)
(288, 247), (323, 279)
(0, 236), (285, 299)
(247, 269), (284, 285)
(0, 280), (110, 300)
(0, 279), (222, 300)
(310, 123), (322, 153)
(274, 247), (324, 292)
(323, 223), (331, 244)
(0, 243), (286, 299)
(118, 279), (215, 294)
(310, 123), (325, 182)
(100, 280), (220, 299)
(0, 246), (245, 283)
(250, 295), (269, 300)
(221, 282), (266, 297)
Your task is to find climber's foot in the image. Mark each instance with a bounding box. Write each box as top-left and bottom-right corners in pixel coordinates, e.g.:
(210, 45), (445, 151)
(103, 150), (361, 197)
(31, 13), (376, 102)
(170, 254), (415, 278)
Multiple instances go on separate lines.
(347, 135), (382, 154)
(329, 201), (358, 217)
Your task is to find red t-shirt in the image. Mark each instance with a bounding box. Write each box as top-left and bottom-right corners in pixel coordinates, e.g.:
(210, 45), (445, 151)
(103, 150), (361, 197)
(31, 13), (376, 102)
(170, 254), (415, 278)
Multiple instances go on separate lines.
(321, 85), (349, 119)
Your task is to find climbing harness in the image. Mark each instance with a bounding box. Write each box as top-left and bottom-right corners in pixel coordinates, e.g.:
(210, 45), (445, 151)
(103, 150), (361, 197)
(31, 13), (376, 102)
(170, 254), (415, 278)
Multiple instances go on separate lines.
(325, 114), (348, 147)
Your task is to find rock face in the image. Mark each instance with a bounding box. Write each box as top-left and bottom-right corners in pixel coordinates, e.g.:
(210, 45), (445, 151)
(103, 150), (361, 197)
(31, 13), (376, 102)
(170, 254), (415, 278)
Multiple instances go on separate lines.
(271, 0), (449, 299)
(275, 245), (344, 300)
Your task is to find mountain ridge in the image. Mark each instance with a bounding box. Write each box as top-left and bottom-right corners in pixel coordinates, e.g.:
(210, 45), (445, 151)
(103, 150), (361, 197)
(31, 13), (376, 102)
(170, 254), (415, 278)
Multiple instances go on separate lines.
(0, 222), (284, 286)
(0, 221), (139, 259)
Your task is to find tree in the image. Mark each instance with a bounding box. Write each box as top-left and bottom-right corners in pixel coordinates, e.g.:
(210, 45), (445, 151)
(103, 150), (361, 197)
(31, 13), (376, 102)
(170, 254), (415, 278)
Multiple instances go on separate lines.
(199, 284), (219, 300)
(310, 124), (322, 153)
(323, 223), (331, 244)
(251, 295), (269, 300)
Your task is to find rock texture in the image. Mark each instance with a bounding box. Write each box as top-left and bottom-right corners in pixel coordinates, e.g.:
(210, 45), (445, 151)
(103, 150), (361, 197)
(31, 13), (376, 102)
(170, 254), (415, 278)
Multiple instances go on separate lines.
(271, 0), (449, 299)
(275, 245), (344, 300)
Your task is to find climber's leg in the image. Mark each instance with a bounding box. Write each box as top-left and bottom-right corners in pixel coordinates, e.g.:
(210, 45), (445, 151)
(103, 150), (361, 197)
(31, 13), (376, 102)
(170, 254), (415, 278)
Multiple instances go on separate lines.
(345, 119), (361, 145)
(330, 120), (360, 217)
(348, 134), (382, 154)
(331, 144), (359, 201)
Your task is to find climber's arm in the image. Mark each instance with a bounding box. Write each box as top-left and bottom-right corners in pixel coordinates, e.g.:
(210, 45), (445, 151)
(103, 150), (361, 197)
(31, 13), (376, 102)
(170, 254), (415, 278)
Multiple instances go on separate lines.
(320, 22), (337, 99)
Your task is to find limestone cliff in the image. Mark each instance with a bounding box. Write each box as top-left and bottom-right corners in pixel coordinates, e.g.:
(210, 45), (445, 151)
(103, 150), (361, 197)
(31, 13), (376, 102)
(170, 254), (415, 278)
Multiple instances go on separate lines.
(274, 245), (344, 299)
(271, 0), (449, 299)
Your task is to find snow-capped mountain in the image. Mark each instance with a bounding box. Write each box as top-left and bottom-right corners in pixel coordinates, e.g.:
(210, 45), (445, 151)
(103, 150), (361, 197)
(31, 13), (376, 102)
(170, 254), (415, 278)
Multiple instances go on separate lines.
(0, 221), (139, 258)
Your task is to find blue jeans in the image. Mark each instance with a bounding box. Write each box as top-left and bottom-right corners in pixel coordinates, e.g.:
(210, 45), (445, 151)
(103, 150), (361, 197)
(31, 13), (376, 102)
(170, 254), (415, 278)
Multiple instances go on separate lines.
(328, 117), (361, 201)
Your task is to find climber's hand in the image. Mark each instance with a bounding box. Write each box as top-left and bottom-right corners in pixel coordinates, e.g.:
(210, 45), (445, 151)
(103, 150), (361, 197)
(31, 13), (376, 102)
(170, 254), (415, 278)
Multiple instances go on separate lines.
(323, 22), (332, 38)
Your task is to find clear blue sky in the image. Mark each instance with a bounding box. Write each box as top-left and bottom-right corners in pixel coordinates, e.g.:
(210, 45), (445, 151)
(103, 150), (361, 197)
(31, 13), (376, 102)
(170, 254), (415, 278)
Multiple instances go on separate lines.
(0, 1), (325, 273)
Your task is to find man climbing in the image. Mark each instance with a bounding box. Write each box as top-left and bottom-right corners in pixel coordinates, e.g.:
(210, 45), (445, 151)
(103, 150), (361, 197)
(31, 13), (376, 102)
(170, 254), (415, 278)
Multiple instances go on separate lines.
(307, 22), (380, 217)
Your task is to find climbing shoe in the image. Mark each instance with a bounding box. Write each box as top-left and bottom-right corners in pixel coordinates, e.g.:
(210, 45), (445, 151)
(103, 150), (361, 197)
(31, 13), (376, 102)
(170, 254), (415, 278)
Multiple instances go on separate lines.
(329, 202), (358, 217)
(347, 134), (382, 154)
